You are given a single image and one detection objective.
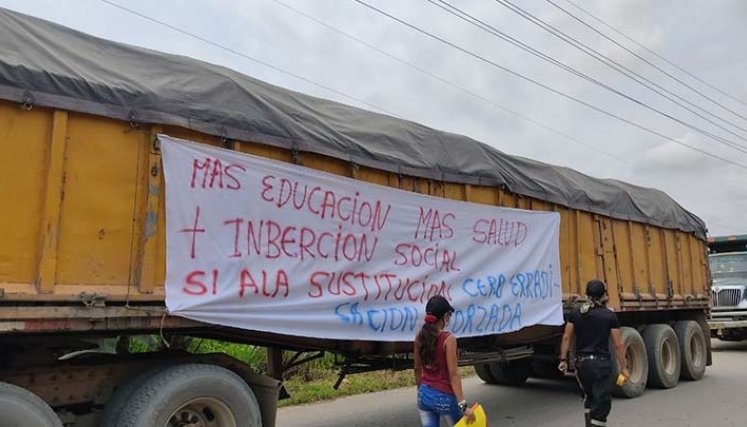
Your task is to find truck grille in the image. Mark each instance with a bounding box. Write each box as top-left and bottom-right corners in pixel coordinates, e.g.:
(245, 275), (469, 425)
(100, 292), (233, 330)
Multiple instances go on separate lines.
(711, 289), (743, 307)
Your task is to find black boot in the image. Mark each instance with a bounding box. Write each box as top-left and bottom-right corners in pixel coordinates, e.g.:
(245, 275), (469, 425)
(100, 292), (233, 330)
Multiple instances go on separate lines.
(585, 412), (591, 427)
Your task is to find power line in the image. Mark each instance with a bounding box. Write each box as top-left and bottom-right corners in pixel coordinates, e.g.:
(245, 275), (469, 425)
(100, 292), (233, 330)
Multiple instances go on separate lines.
(490, 0), (747, 150)
(429, 0), (747, 154)
(97, 0), (401, 117)
(543, 0), (747, 128)
(269, 0), (747, 217)
(351, 0), (747, 171)
(84, 0), (745, 234)
(562, 0), (747, 111)
(268, 0), (663, 172)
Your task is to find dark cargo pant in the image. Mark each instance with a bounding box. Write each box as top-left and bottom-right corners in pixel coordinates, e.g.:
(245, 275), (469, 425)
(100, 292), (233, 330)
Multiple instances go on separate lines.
(576, 357), (613, 426)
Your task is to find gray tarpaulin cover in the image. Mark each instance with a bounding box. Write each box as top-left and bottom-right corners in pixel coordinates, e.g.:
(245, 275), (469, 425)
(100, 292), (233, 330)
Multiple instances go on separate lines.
(0, 7), (706, 239)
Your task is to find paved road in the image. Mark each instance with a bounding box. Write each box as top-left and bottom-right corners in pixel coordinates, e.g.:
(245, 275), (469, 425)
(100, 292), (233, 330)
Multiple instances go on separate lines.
(277, 340), (747, 426)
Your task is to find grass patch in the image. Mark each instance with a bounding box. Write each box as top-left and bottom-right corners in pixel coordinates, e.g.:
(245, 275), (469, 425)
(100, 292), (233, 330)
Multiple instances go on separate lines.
(128, 336), (475, 407)
(279, 366), (476, 407)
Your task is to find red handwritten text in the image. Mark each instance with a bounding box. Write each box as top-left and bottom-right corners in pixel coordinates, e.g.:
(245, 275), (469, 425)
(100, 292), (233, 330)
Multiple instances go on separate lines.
(307, 270), (452, 303)
(394, 242), (461, 272)
(239, 268), (289, 298)
(414, 207), (455, 241)
(191, 157), (246, 190)
(473, 218), (528, 247)
(183, 269), (218, 295)
(223, 219), (379, 262)
(260, 175), (391, 232)
(179, 206), (205, 259)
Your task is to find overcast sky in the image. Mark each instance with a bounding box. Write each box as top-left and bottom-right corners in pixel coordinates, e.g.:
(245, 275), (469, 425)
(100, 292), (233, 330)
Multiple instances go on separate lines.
(2, 0), (746, 236)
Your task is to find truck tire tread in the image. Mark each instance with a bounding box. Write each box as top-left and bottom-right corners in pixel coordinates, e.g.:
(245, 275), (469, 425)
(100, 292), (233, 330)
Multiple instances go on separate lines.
(675, 320), (707, 381)
(0, 382), (62, 427)
(642, 324), (681, 389)
(116, 363), (261, 427)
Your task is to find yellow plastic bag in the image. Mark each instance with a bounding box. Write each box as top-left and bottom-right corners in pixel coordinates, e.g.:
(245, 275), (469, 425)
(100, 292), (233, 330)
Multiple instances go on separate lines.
(453, 403), (487, 427)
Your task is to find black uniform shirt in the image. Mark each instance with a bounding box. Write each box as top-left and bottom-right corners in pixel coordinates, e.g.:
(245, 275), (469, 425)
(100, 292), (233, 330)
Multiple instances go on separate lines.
(568, 305), (620, 356)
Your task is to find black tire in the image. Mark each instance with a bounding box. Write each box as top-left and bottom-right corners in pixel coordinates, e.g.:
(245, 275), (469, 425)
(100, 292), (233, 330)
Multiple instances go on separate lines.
(116, 364), (262, 427)
(99, 365), (167, 427)
(642, 324), (681, 389)
(675, 320), (707, 381)
(488, 358), (531, 386)
(474, 363), (497, 384)
(611, 326), (648, 398)
(0, 382), (62, 427)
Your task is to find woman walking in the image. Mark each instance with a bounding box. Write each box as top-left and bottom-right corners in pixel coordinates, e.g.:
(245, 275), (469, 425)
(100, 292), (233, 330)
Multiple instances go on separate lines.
(414, 295), (474, 426)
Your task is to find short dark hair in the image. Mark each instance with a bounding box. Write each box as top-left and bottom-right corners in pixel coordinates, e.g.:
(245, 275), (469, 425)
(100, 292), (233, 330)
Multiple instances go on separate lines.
(585, 280), (606, 298)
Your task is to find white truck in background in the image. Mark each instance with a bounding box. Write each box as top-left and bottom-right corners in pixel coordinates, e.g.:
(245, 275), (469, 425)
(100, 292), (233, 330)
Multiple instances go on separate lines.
(708, 235), (747, 341)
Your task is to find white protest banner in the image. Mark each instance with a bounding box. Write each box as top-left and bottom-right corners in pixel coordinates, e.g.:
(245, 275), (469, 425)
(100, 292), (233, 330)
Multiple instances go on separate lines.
(161, 135), (563, 341)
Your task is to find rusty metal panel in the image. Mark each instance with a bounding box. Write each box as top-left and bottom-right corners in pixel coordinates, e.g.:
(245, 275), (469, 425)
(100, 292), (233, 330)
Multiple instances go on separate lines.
(612, 221), (636, 300)
(464, 185), (495, 205)
(516, 196), (529, 210)
(301, 152), (352, 178)
(161, 126), (223, 148)
(0, 104), (51, 285)
(359, 165), (392, 187)
(556, 206), (576, 298)
(36, 111), (69, 293)
(663, 229), (683, 300)
(131, 128), (163, 294)
(598, 218), (621, 308)
(443, 182), (465, 201)
(646, 227), (669, 300)
(385, 172), (399, 188)
(398, 176), (416, 193)
(498, 188), (517, 208)
(629, 222), (652, 300)
(428, 180), (445, 198)
(679, 232), (694, 298)
(237, 139), (294, 163)
(689, 235), (709, 299)
(416, 177), (429, 195)
(54, 114), (141, 286)
(529, 200), (551, 211)
(576, 212), (600, 290)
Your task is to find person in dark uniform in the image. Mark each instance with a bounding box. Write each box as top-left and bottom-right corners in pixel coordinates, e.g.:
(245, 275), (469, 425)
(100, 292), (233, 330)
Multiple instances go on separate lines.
(558, 279), (629, 427)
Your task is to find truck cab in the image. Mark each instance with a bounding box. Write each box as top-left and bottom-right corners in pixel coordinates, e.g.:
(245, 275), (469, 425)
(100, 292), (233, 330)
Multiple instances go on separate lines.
(708, 235), (747, 341)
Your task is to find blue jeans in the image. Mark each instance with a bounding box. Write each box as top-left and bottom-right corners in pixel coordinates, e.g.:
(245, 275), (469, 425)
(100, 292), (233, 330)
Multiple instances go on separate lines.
(417, 384), (462, 427)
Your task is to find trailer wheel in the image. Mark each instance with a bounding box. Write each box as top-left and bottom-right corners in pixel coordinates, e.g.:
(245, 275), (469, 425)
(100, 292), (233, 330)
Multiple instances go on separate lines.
(611, 327), (647, 398)
(474, 363), (497, 384)
(0, 382), (62, 427)
(99, 365), (167, 427)
(675, 320), (707, 381)
(643, 324), (681, 389)
(487, 358), (531, 386)
(117, 364), (262, 427)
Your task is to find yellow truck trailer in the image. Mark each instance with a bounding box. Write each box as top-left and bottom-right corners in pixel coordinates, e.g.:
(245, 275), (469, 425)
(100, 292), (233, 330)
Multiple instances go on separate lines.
(0, 7), (711, 427)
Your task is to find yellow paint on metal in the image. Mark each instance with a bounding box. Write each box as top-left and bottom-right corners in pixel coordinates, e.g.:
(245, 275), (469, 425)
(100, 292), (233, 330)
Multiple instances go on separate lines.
(0, 104), (51, 284)
(55, 113), (141, 286)
(0, 100), (711, 309)
(36, 110), (69, 293)
(132, 127), (163, 293)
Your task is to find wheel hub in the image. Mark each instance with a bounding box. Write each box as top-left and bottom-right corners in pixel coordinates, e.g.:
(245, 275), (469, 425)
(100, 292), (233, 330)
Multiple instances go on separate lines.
(170, 408), (205, 427)
(166, 397), (237, 427)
